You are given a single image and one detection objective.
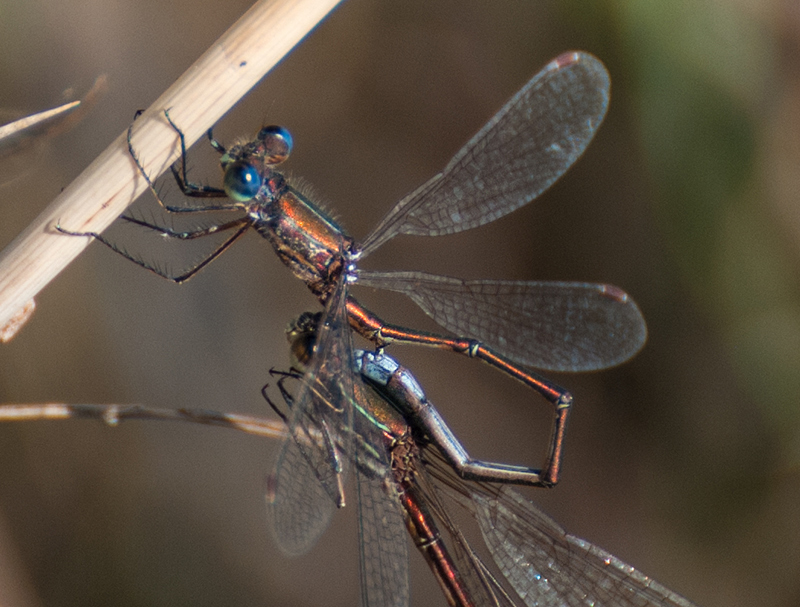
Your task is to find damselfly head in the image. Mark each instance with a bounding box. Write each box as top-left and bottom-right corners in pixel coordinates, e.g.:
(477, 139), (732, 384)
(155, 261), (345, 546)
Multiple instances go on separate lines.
(285, 312), (321, 369)
(223, 160), (262, 202)
(256, 125), (292, 165)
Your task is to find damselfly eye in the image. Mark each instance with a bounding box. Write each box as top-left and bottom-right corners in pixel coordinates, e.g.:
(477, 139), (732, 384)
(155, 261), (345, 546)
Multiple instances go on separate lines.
(257, 125), (293, 165)
(224, 160), (262, 201)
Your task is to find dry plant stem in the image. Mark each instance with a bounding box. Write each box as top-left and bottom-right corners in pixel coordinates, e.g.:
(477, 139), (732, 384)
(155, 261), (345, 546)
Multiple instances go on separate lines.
(0, 298), (35, 343)
(0, 0), (343, 331)
(0, 403), (289, 440)
(0, 101), (80, 142)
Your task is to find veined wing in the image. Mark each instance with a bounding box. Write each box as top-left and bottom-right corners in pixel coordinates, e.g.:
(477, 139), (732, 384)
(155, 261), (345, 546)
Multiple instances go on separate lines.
(360, 52), (610, 257)
(355, 271), (646, 372)
(354, 407), (410, 607)
(412, 448), (519, 607)
(421, 447), (698, 607)
(471, 486), (699, 607)
(267, 436), (337, 557)
(268, 275), (355, 555)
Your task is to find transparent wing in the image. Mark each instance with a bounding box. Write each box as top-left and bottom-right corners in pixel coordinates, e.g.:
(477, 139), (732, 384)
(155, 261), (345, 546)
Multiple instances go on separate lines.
(268, 275), (355, 554)
(355, 415), (410, 607)
(471, 486), (699, 607)
(422, 448), (698, 607)
(360, 52), (610, 256)
(355, 271), (646, 372)
(267, 437), (337, 556)
(412, 453), (518, 607)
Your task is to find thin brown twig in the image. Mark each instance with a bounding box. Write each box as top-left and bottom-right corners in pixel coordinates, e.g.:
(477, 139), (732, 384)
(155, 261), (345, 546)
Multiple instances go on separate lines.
(0, 101), (81, 142)
(0, 0), (343, 335)
(0, 402), (289, 440)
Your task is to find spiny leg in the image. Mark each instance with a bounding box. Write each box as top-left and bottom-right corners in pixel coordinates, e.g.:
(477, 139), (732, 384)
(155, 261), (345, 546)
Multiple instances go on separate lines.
(56, 218), (250, 283)
(262, 368), (304, 423)
(163, 109), (229, 204)
(118, 215), (249, 241)
(127, 110), (235, 213)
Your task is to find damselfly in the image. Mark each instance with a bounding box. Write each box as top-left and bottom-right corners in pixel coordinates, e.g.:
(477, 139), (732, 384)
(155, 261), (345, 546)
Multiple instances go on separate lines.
(264, 312), (697, 607)
(60, 52), (647, 544)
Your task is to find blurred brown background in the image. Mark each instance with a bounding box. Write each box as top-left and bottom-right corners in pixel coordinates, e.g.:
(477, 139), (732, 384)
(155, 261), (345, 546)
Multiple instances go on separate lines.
(1, 0), (798, 606)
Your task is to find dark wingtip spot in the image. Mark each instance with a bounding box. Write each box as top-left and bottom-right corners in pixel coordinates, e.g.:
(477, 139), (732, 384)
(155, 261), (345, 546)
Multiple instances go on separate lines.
(553, 51), (580, 68)
(599, 284), (629, 303)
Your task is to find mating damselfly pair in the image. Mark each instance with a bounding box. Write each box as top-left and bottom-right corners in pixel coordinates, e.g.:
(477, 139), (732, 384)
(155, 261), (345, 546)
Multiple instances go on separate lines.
(54, 52), (698, 606)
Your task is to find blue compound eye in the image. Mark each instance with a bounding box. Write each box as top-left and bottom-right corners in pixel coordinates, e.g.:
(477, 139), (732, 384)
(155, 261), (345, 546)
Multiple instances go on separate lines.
(257, 125), (293, 165)
(223, 160), (262, 201)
